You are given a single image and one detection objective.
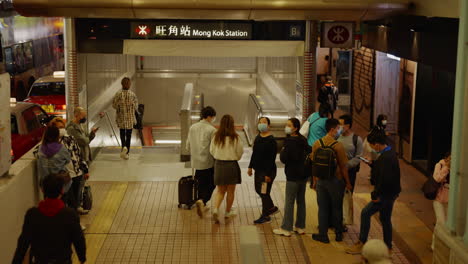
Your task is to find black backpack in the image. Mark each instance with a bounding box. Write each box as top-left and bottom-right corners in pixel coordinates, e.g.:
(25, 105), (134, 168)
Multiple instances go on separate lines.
(312, 139), (338, 179)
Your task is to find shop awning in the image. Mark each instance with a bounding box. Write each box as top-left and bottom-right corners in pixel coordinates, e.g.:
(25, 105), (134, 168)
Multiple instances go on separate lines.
(14, 0), (408, 20)
(123, 40), (305, 57)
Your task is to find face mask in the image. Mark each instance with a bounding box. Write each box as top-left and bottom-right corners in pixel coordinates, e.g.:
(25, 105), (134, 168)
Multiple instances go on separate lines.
(336, 126), (343, 138)
(79, 118), (87, 124)
(258, 123), (268, 133)
(59, 128), (67, 137)
(382, 120), (387, 126)
(284, 126), (292, 135)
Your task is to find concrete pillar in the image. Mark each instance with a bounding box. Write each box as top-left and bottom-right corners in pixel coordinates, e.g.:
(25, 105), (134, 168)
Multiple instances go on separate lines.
(303, 21), (318, 120)
(64, 18), (79, 120)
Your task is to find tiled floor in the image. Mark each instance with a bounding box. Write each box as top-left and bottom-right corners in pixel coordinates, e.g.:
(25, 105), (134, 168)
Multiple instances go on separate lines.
(76, 146), (434, 264)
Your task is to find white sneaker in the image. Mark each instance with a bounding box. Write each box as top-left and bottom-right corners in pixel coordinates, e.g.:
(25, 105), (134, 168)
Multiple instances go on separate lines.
(225, 209), (237, 218)
(120, 147), (127, 159)
(195, 200), (205, 218)
(294, 227), (306, 235)
(273, 228), (291, 237)
(212, 209), (219, 223)
(81, 224), (86, 231)
(77, 207), (89, 215)
(124, 154), (129, 160)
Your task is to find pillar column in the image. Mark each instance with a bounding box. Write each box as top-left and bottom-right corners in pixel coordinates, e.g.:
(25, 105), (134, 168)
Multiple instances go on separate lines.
(303, 21), (318, 120)
(447, 0), (468, 242)
(64, 18), (79, 120)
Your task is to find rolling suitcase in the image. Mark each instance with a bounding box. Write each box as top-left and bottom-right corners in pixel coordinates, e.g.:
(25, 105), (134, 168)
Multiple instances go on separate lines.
(178, 169), (198, 209)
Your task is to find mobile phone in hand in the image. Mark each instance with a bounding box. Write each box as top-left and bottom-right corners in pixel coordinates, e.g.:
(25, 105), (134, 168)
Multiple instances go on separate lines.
(359, 156), (371, 164)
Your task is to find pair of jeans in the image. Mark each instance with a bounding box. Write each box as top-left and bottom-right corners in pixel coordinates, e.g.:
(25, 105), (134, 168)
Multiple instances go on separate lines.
(120, 129), (133, 153)
(195, 168), (216, 205)
(359, 196), (398, 249)
(348, 167), (359, 193)
(254, 170), (276, 217)
(317, 177), (345, 235)
(65, 175), (85, 209)
(281, 180), (306, 231)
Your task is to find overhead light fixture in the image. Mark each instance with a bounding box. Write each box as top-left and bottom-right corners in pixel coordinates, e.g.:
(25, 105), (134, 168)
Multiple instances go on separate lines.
(410, 29), (415, 32)
(53, 71), (65, 78)
(387, 54), (401, 61)
(154, 140), (181, 144)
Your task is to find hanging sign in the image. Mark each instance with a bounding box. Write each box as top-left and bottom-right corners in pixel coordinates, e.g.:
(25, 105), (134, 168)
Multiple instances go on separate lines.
(131, 21), (252, 40)
(321, 22), (354, 48)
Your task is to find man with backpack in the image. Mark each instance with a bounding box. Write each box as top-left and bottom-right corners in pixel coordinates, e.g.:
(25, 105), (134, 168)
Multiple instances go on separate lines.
(310, 118), (352, 243)
(318, 76), (339, 118)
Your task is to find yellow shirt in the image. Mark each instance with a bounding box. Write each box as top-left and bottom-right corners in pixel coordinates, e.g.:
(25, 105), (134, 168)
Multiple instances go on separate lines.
(311, 134), (348, 180)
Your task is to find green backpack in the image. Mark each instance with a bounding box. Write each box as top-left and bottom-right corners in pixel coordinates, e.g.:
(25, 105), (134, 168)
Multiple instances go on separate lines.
(312, 139), (338, 179)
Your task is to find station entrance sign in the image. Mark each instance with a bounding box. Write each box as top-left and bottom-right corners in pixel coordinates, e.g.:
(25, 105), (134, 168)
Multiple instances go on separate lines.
(321, 22), (354, 48)
(131, 21), (252, 40)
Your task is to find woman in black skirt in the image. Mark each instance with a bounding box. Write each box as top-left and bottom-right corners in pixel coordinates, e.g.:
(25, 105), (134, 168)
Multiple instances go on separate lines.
(210, 115), (244, 223)
(248, 117), (279, 224)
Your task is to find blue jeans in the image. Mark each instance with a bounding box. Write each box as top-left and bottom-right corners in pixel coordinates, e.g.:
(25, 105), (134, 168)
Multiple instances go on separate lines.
(316, 178), (345, 235)
(359, 196), (397, 249)
(281, 180), (307, 231)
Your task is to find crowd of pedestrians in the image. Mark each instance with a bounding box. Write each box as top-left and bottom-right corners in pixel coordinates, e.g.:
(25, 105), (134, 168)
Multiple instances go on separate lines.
(14, 74), (450, 263)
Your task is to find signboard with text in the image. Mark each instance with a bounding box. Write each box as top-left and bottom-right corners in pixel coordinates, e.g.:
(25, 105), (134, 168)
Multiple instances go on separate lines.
(321, 22), (354, 48)
(131, 21), (252, 40)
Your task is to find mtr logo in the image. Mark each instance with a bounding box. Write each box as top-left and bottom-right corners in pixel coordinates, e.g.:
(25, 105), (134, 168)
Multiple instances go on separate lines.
(136, 25), (150, 36)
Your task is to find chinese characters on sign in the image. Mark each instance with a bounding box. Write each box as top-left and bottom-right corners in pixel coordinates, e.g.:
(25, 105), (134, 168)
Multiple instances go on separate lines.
(131, 22), (252, 40)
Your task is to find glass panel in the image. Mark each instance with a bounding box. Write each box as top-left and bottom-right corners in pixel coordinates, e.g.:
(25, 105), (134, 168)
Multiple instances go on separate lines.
(23, 42), (33, 70)
(29, 82), (65, 96)
(4, 47), (14, 73)
(13, 44), (25, 72)
(10, 115), (18, 134)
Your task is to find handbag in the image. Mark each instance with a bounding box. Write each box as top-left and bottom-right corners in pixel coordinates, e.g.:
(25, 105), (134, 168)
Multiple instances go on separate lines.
(422, 176), (441, 200)
(82, 185), (93, 210)
(343, 190), (354, 225)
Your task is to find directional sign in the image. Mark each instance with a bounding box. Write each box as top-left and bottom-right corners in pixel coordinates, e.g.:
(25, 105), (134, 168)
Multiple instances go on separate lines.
(321, 22), (354, 48)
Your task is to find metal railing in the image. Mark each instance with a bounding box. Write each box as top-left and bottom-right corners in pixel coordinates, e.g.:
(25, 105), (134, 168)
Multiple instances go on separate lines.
(179, 83), (204, 162)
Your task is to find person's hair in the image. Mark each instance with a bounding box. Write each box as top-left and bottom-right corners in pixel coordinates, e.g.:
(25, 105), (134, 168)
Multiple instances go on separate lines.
(74, 106), (85, 117)
(200, 106), (216, 120)
(319, 103), (331, 118)
(339, 114), (353, 128)
(49, 117), (66, 127)
(444, 152), (451, 168)
(288, 118), (301, 134)
(325, 55), (329, 60)
(326, 75), (333, 82)
(121, 77), (131, 90)
(376, 114), (388, 127)
(259, 116), (271, 125)
(325, 118), (340, 132)
(42, 126), (60, 144)
(213, 115), (238, 147)
(367, 129), (387, 145)
(42, 174), (65, 198)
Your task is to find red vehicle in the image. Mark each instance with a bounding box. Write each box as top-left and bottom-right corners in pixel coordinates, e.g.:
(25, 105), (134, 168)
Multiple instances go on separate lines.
(24, 72), (66, 118)
(10, 102), (49, 162)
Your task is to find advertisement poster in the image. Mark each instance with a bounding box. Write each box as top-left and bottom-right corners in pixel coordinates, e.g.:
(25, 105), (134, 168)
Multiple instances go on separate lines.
(0, 73), (11, 176)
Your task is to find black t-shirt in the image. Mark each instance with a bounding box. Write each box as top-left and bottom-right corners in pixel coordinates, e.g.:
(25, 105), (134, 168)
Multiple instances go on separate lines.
(249, 135), (277, 176)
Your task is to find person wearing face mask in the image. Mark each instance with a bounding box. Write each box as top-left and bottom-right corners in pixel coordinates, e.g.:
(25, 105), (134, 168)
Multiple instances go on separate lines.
(187, 106), (217, 218)
(66, 107), (98, 164)
(248, 117), (279, 224)
(346, 130), (401, 255)
(50, 117), (90, 216)
(273, 118), (310, 237)
(362, 114), (389, 183)
(310, 118), (352, 243)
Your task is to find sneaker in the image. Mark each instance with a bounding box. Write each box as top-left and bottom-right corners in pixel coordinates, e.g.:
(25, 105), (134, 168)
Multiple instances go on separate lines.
(77, 207), (89, 215)
(294, 227), (306, 235)
(212, 209), (219, 223)
(225, 209), (237, 218)
(273, 228), (292, 237)
(335, 233), (343, 242)
(345, 241), (364, 255)
(268, 206), (279, 216)
(124, 153), (129, 160)
(312, 234), (330, 244)
(81, 224), (86, 231)
(195, 200), (205, 218)
(254, 216), (271, 224)
(120, 147), (127, 159)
